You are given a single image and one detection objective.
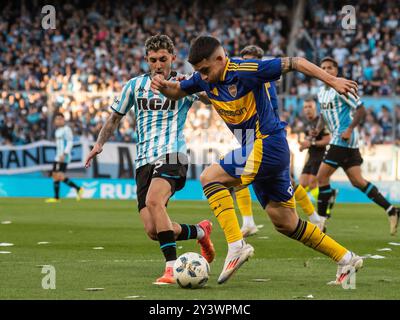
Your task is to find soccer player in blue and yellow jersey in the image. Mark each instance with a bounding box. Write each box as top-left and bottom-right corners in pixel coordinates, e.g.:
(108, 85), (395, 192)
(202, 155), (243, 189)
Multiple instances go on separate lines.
(315, 57), (399, 235)
(151, 36), (362, 285)
(85, 35), (215, 285)
(238, 46), (323, 234)
(199, 45), (322, 237)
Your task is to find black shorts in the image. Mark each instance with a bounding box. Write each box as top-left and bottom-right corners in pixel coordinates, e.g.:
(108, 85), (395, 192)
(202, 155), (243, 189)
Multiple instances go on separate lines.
(301, 154), (323, 176)
(52, 162), (67, 172)
(135, 153), (188, 212)
(322, 144), (363, 170)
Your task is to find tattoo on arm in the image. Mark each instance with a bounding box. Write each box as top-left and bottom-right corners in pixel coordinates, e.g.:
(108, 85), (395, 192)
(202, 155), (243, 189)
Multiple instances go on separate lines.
(281, 57), (299, 74)
(96, 112), (123, 146)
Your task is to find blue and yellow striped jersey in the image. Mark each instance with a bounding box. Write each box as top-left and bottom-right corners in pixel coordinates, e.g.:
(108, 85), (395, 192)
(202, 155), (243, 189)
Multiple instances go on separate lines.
(180, 58), (287, 145)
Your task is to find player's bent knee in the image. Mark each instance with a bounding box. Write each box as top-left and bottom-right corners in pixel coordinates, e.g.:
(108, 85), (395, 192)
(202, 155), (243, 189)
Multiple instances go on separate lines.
(199, 166), (216, 186)
(145, 192), (165, 211)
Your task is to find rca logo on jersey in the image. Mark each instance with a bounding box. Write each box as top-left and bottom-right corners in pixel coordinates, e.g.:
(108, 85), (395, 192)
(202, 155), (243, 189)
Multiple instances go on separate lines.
(320, 102), (334, 110)
(137, 98), (177, 111)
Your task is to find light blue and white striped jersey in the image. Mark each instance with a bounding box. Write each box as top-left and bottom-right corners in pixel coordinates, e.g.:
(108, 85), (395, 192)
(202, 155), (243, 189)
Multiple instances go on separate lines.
(317, 86), (362, 148)
(111, 73), (198, 169)
(55, 125), (73, 163)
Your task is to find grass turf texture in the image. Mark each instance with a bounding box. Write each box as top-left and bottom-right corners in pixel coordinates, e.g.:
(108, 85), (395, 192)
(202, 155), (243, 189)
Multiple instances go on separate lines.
(0, 198), (399, 300)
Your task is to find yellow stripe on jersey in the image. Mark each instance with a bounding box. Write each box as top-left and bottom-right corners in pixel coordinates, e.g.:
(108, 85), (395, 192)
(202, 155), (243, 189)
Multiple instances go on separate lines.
(239, 62), (258, 66)
(211, 87), (219, 96)
(209, 91), (257, 125)
(237, 63), (258, 70)
(222, 59), (260, 78)
(264, 82), (271, 101)
(236, 68), (258, 72)
(255, 119), (268, 139)
(280, 196), (296, 209)
(241, 138), (263, 185)
(220, 58), (231, 81)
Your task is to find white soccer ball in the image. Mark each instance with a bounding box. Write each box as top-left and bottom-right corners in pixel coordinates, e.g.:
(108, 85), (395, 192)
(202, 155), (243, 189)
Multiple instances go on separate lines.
(173, 252), (210, 289)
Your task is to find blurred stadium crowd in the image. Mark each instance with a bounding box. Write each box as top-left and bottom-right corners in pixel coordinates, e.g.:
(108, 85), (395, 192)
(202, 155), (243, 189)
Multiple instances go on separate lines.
(0, 0), (399, 146)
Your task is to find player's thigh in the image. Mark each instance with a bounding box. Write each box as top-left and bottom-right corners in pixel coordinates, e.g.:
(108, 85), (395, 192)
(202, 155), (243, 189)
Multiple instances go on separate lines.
(145, 178), (173, 208)
(51, 171), (58, 180)
(265, 201), (299, 235)
(317, 162), (337, 185)
(200, 163), (241, 188)
(58, 172), (65, 181)
(299, 173), (317, 189)
(139, 207), (157, 240)
(136, 164), (154, 212)
(252, 166), (294, 211)
(299, 174), (310, 188)
(308, 175), (318, 189)
(344, 166), (367, 188)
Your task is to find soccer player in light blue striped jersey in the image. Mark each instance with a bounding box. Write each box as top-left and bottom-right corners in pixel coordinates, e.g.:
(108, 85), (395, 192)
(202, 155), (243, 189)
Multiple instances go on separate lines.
(85, 35), (215, 284)
(314, 57), (399, 235)
(45, 113), (83, 203)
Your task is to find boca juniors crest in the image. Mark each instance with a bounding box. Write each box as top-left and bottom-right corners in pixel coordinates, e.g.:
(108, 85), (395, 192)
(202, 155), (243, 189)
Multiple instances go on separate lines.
(228, 84), (237, 97)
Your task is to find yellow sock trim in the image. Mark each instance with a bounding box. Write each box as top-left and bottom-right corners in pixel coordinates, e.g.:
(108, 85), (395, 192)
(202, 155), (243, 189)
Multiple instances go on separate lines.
(294, 185), (315, 216)
(291, 220), (347, 262)
(204, 183), (242, 243)
(235, 187), (253, 217)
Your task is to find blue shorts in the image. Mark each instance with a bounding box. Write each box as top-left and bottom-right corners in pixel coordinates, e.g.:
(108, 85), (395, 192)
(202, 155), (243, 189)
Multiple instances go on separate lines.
(220, 130), (295, 209)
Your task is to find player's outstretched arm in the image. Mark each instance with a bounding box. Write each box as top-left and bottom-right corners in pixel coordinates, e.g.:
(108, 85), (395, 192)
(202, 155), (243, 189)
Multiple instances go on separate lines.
(281, 57), (358, 98)
(84, 112), (123, 168)
(150, 74), (188, 100)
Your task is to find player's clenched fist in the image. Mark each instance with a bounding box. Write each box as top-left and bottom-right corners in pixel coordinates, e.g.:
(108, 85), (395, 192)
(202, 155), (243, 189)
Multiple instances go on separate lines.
(85, 143), (103, 168)
(150, 74), (168, 94)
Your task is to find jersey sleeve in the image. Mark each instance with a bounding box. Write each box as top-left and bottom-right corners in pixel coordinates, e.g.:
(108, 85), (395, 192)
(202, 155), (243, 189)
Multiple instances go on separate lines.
(111, 79), (135, 115)
(338, 91), (363, 110)
(179, 72), (205, 95)
(186, 93), (199, 104)
(237, 58), (282, 86)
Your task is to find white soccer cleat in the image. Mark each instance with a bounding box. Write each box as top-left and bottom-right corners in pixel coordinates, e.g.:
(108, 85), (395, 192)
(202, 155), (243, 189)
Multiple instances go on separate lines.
(217, 242), (254, 285)
(315, 216), (327, 232)
(241, 225), (259, 237)
(328, 252), (363, 286)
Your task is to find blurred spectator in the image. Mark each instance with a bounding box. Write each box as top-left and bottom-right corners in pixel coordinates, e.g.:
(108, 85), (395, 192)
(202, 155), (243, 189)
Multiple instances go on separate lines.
(0, 0), (398, 148)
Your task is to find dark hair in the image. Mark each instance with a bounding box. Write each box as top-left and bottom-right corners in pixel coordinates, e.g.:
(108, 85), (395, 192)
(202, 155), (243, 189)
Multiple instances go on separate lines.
(188, 36), (221, 65)
(54, 112), (64, 118)
(145, 34), (175, 55)
(303, 95), (316, 103)
(320, 56), (338, 69)
(240, 45), (264, 59)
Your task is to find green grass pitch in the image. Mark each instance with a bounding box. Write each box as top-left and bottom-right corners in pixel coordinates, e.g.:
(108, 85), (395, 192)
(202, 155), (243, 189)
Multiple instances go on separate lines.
(0, 198), (399, 300)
